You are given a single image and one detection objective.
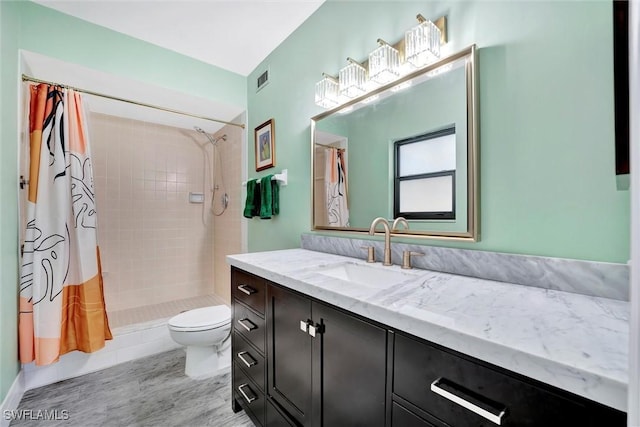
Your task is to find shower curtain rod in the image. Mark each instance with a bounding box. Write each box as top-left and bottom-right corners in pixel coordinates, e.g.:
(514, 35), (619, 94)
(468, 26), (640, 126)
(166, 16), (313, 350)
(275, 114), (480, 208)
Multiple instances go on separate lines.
(315, 142), (345, 150)
(22, 74), (246, 129)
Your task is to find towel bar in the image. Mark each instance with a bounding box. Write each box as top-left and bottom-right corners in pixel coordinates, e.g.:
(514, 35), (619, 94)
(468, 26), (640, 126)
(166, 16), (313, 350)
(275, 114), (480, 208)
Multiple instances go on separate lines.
(242, 169), (288, 187)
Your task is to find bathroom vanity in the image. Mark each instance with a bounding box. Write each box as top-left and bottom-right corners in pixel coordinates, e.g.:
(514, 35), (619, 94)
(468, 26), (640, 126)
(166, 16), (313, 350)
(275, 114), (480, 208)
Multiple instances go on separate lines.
(228, 249), (627, 427)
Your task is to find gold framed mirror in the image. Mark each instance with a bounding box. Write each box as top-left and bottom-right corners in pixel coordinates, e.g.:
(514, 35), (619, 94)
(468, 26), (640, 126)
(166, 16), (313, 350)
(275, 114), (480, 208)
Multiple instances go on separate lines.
(311, 45), (479, 241)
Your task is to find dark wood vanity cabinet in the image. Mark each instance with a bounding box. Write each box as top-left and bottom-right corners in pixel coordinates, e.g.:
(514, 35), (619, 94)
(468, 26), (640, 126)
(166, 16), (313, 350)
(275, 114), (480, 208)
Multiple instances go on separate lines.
(266, 282), (387, 427)
(231, 266), (626, 427)
(232, 268), (268, 426)
(231, 267), (387, 427)
(391, 333), (626, 427)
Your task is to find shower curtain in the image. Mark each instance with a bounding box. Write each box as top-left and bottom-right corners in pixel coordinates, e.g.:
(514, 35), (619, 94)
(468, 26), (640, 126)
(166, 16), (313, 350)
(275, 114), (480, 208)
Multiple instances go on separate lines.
(19, 83), (112, 366)
(325, 147), (349, 226)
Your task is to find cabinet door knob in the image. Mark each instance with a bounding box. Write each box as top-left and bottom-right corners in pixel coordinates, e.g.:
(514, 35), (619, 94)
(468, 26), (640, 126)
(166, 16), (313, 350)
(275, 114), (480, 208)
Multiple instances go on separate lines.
(237, 318), (257, 332)
(238, 383), (257, 403)
(237, 284), (257, 295)
(308, 322), (324, 337)
(300, 320), (309, 333)
(430, 378), (507, 425)
(237, 351), (257, 368)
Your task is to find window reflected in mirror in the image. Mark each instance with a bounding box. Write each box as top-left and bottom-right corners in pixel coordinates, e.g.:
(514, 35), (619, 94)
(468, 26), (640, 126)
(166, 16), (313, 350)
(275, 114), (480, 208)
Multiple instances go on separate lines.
(394, 126), (456, 220)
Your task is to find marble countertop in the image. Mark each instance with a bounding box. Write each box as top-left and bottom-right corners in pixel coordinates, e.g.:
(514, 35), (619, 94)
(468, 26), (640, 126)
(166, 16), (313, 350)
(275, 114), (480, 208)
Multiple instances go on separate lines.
(227, 249), (628, 412)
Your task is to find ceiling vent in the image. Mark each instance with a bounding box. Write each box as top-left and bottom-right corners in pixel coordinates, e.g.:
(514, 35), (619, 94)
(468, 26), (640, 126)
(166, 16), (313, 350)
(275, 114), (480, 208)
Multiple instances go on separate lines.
(256, 68), (270, 92)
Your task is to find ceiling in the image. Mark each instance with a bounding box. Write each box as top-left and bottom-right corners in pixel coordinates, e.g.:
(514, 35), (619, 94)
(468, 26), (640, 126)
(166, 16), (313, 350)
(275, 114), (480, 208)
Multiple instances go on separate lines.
(32, 0), (325, 76)
(25, 0), (324, 133)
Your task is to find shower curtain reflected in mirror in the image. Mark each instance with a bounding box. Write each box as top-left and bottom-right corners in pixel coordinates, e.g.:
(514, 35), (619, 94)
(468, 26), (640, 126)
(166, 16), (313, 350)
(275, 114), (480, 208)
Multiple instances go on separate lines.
(19, 83), (112, 366)
(325, 147), (349, 227)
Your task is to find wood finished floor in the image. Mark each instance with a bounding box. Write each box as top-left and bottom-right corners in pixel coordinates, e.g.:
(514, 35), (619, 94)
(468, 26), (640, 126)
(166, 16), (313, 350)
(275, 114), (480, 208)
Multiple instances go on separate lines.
(10, 349), (253, 427)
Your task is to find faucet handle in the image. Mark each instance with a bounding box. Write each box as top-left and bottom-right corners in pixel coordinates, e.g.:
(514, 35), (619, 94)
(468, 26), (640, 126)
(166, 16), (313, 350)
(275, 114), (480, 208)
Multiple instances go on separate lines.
(402, 250), (424, 269)
(361, 246), (376, 263)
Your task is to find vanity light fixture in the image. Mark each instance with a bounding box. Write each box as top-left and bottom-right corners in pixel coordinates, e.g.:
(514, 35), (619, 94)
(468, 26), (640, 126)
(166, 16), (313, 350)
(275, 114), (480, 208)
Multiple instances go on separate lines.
(315, 73), (340, 108)
(339, 57), (368, 98)
(405, 14), (442, 69)
(314, 13), (447, 110)
(369, 39), (401, 85)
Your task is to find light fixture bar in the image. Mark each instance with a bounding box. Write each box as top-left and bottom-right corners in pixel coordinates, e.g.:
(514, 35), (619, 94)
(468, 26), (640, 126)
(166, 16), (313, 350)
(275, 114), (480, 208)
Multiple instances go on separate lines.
(314, 13), (448, 110)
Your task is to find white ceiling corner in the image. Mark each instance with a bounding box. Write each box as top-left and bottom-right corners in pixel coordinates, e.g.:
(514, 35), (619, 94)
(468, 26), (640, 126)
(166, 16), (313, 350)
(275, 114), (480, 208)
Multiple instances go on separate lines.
(32, 0), (325, 76)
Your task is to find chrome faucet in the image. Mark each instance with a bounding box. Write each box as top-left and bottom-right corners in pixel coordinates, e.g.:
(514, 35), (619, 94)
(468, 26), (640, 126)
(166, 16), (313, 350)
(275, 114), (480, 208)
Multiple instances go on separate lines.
(369, 217), (392, 266)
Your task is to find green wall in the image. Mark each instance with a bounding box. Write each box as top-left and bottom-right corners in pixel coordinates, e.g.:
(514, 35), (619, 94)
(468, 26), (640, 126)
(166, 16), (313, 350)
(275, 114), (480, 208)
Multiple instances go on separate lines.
(247, 0), (629, 263)
(0, 0), (246, 404)
(0, 0), (20, 407)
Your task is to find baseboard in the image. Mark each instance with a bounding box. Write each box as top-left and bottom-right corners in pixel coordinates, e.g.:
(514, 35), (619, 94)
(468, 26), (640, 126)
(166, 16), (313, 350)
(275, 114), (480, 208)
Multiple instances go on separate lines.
(0, 370), (25, 427)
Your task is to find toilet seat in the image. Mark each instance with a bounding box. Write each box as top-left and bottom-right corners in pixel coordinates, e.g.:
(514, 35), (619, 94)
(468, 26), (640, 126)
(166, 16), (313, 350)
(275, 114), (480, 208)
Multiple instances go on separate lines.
(168, 305), (231, 332)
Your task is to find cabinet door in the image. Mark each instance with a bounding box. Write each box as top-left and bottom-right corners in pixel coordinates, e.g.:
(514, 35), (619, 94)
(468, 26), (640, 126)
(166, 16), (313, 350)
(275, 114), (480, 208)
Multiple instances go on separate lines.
(267, 399), (299, 427)
(312, 302), (387, 427)
(267, 284), (313, 426)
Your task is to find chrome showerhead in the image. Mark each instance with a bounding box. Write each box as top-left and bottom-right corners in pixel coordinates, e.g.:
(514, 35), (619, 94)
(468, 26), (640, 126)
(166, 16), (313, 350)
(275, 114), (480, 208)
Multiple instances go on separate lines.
(194, 126), (216, 146)
(193, 126), (227, 145)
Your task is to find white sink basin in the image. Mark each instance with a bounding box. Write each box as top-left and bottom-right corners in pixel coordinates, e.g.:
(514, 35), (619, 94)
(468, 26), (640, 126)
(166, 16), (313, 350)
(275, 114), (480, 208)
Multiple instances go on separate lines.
(312, 262), (419, 289)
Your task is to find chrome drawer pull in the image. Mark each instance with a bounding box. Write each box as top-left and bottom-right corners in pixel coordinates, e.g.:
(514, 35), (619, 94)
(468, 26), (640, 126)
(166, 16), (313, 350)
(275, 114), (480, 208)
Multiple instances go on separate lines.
(238, 383), (257, 403)
(237, 284), (256, 295)
(237, 351), (257, 368)
(237, 318), (257, 332)
(431, 378), (507, 425)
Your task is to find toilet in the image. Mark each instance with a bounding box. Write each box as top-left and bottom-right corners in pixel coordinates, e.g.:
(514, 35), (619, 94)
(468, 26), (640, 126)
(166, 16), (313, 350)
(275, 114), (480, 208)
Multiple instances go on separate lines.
(168, 305), (232, 378)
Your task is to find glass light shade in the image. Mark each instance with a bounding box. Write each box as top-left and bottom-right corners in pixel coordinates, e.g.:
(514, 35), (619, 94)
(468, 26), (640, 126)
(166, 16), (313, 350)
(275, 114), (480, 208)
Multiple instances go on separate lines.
(315, 75), (340, 108)
(339, 62), (367, 98)
(404, 20), (441, 69)
(369, 44), (400, 84)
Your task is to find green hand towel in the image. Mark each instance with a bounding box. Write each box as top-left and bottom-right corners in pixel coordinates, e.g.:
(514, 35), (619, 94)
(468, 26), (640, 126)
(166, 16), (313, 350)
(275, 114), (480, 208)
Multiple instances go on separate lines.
(271, 179), (279, 215)
(260, 175), (274, 219)
(243, 179), (260, 218)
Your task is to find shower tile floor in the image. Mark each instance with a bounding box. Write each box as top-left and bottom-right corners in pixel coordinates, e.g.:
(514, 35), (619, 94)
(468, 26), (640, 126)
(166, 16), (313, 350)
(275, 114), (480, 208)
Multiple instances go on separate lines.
(10, 349), (253, 427)
(108, 294), (226, 329)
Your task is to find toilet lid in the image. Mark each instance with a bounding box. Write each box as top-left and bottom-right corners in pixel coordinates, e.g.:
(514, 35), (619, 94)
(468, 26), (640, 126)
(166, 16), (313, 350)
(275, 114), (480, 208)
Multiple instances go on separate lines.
(168, 305), (231, 331)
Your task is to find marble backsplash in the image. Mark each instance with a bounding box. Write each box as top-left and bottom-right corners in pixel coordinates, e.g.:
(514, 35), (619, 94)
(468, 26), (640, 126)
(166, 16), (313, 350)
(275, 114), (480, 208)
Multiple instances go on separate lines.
(300, 233), (629, 301)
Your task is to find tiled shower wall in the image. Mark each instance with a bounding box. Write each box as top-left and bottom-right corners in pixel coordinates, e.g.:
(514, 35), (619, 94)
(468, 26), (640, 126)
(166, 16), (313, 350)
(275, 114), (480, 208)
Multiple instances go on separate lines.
(212, 122), (243, 304)
(90, 113), (241, 313)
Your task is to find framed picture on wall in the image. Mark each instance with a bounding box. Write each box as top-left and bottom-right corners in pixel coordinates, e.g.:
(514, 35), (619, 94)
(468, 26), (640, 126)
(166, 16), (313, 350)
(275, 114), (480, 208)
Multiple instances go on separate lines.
(255, 119), (275, 171)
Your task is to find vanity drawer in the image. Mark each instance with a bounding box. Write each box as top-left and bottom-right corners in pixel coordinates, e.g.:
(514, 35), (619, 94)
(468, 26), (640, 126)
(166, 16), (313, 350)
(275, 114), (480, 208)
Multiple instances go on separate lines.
(394, 333), (595, 427)
(232, 268), (265, 315)
(392, 402), (440, 427)
(234, 302), (265, 353)
(233, 332), (265, 392)
(234, 362), (265, 427)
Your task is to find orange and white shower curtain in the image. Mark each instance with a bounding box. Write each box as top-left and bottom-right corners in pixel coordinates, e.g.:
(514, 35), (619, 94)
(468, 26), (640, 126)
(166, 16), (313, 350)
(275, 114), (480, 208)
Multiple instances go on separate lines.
(325, 147), (349, 226)
(19, 83), (112, 366)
